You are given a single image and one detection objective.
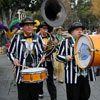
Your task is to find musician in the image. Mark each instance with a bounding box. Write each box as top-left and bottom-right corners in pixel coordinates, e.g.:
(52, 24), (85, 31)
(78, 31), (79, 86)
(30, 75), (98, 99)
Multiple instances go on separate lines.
(37, 21), (57, 100)
(8, 16), (45, 100)
(53, 26), (64, 83)
(56, 22), (96, 100)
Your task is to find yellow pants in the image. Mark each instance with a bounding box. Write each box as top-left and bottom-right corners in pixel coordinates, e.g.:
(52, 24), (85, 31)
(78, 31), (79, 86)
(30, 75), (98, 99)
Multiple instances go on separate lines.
(53, 52), (64, 81)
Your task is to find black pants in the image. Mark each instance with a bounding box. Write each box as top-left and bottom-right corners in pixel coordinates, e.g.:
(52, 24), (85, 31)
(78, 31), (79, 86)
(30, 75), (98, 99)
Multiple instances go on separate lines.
(66, 76), (91, 100)
(39, 61), (57, 100)
(17, 82), (39, 100)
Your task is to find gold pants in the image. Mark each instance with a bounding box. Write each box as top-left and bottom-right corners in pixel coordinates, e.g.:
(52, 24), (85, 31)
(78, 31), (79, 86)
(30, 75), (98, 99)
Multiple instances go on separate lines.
(53, 52), (64, 81)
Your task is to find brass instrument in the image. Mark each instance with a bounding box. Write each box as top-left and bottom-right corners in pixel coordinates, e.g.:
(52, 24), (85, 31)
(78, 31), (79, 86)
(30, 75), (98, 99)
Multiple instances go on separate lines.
(43, 32), (56, 57)
(41, 0), (67, 27)
(41, 0), (66, 56)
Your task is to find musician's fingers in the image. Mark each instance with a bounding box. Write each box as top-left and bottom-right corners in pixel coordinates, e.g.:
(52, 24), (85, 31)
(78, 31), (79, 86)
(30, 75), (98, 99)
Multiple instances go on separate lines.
(43, 44), (47, 48)
(66, 56), (73, 61)
(14, 59), (20, 66)
(54, 39), (58, 44)
(40, 57), (45, 63)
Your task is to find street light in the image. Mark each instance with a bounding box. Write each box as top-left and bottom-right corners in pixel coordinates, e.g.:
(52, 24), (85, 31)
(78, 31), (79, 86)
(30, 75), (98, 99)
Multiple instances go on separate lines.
(70, 2), (74, 23)
(17, 9), (25, 20)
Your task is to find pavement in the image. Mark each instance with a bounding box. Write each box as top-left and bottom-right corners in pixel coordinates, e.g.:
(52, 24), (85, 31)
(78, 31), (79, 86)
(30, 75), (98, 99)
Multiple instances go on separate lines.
(0, 54), (100, 100)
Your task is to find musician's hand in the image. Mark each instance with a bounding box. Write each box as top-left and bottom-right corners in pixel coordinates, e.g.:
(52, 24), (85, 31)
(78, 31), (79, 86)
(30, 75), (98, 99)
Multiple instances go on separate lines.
(40, 56), (45, 63)
(13, 59), (20, 66)
(65, 55), (73, 61)
(54, 39), (58, 44)
(43, 44), (47, 48)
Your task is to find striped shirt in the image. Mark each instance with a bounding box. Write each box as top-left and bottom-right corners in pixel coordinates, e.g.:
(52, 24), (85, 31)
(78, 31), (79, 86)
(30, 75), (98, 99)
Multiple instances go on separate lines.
(8, 32), (43, 83)
(56, 35), (96, 84)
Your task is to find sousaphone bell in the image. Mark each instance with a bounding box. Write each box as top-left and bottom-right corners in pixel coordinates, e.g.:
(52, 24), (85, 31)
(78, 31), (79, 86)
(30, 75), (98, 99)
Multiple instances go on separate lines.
(41, 0), (67, 27)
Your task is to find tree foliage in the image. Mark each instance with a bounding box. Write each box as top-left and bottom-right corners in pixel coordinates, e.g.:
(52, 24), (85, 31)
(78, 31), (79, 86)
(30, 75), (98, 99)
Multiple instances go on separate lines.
(0, 0), (43, 26)
(24, 10), (43, 21)
(91, 0), (100, 18)
(76, 1), (98, 30)
(61, 0), (72, 29)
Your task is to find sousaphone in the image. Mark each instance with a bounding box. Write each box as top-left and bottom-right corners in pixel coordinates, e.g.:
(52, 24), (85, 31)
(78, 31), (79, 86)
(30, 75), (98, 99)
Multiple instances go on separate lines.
(41, 0), (67, 27)
(41, 0), (67, 57)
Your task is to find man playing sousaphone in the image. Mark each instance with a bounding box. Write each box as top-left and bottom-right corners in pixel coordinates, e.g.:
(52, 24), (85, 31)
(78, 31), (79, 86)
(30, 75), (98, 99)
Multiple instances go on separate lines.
(56, 22), (96, 100)
(8, 16), (45, 100)
(37, 21), (57, 100)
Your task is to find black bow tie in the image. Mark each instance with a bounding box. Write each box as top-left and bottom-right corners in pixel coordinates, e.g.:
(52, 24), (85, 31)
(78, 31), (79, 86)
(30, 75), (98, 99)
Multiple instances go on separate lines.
(42, 36), (48, 39)
(24, 36), (32, 39)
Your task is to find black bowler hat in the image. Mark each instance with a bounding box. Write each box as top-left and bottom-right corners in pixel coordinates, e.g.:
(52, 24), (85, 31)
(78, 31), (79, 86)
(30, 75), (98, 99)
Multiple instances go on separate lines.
(19, 16), (36, 27)
(68, 22), (85, 34)
(39, 21), (49, 28)
(37, 21), (53, 33)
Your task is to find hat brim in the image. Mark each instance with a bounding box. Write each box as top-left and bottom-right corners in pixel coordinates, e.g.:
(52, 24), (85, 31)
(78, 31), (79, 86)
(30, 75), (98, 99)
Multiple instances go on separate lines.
(37, 24), (53, 33)
(19, 22), (36, 27)
(55, 27), (63, 31)
(68, 26), (85, 34)
(39, 24), (49, 28)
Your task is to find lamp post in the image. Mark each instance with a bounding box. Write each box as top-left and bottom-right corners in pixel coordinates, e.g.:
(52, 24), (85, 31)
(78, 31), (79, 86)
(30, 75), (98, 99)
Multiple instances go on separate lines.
(17, 9), (25, 20)
(70, 2), (74, 23)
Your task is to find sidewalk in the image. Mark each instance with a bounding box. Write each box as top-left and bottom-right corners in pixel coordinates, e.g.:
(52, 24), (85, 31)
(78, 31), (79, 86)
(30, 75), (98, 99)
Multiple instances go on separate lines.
(0, 55), (100, 100)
